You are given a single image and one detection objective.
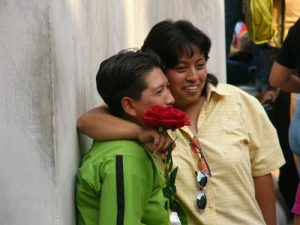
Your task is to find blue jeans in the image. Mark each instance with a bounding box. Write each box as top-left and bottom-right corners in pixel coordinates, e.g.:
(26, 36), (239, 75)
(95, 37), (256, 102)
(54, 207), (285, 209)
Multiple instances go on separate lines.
(252, 45), (279, 92)
(289, 97), (300, 175)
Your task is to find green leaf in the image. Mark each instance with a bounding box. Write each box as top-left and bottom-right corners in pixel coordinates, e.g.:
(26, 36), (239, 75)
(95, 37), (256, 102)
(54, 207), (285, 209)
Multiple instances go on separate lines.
(173, 199), (189, 225)
(164, 200), (168, 210)
(170, 167), (178, 186)
(162, 186), (173, 199)
(170, 184), (176, 195)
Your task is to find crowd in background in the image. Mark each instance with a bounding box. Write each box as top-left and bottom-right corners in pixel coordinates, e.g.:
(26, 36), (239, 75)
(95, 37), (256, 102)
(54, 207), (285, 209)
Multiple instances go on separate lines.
(225, 0), (300, 224)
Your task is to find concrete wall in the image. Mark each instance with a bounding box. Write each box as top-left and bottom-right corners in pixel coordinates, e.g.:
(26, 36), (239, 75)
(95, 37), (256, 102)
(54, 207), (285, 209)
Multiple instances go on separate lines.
(0, 1), (55, 224)
(0, 1), (225, 225)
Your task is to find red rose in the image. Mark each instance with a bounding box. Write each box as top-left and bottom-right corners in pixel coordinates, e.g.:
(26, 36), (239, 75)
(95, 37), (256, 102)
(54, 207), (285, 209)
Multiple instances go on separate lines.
(143, 106), (191, 130)
(143, 106), (190, 221)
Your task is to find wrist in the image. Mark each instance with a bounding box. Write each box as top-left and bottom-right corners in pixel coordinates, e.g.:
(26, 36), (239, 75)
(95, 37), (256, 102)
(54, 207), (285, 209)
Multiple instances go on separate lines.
(131, 124), (144, 139)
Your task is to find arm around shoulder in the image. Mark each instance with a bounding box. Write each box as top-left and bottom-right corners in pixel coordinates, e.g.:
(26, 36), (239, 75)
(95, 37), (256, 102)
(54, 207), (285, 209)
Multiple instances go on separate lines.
(77, 105), (173, 153)
(77, 105), (143, 140)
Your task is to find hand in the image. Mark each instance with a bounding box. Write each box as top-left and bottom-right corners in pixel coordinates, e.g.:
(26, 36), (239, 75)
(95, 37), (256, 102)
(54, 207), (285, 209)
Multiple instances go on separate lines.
(137, 128), (174, 155)
(257, 90), (278, 104)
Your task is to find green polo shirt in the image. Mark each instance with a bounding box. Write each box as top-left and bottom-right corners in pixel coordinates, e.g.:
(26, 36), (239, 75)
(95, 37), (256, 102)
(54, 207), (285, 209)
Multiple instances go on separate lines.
(76, 140), (169, 225)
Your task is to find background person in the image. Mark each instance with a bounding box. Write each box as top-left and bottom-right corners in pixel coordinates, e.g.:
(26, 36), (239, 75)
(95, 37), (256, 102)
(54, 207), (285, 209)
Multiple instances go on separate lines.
(269, 17), (300, 225)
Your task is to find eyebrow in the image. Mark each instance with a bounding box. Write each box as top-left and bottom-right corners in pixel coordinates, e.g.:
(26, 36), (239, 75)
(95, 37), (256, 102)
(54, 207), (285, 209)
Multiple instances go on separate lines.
(177, 57), (205, 64)
(148, 82), (166, 93)
(153, 83), (165, 90)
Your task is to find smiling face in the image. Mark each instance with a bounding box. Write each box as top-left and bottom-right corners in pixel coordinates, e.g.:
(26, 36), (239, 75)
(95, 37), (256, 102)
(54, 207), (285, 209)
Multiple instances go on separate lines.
(166, 46), (207, 110)
(124, 67), (175, 124)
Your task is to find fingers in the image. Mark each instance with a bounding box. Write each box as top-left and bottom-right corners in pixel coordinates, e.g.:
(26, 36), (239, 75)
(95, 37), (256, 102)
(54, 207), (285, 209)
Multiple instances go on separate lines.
(156, 133), (174, 154)
(144, 143), (157, 153)
(143, 131), (169, 153)
(259, 90), (278, 103)
(137, 128), (175, 155)
(137, 129), (161, 152)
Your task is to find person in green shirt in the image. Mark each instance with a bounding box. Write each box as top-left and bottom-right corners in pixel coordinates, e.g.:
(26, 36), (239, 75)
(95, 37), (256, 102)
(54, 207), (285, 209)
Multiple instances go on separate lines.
(76, 49), (174, 225)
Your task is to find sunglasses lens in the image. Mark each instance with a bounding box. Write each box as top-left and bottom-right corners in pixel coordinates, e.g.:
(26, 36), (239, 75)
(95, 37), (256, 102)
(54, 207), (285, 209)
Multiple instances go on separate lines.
(196, 171), (207, 187)
(197, 192), (207, 210)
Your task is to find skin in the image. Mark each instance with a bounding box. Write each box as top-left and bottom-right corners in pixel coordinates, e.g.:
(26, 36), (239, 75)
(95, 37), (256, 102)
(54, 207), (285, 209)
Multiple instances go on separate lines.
(119, 67), (174, 152)
(77, 47), (208, 148)
(123, 67), (174, 124)
(78, 47), (277, 225)
(165, 47), (207, 135)
(269, 61), (300, 92)
(295, 215), (300, 225)
(254, 174), (276, 225)
(269, 59), (300, 225)
(259, 59), (300, 104)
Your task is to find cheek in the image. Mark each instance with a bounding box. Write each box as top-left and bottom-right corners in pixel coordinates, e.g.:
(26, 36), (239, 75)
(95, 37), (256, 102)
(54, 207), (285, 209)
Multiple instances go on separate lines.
(146, 98), (163, 109)
(169, 86), (180, 99)
(167, 73), (181, 87)
(200, 69), (207, 81)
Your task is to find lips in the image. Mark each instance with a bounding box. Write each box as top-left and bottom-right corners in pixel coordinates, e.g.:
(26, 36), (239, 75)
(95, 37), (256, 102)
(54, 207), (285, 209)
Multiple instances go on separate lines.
(183, 85), (200, 93)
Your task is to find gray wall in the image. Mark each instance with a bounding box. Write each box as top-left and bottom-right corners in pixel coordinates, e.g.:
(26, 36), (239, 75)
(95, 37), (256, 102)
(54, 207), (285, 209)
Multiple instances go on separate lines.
(0, 1), (55, 224)
(0, 1), (225, 225)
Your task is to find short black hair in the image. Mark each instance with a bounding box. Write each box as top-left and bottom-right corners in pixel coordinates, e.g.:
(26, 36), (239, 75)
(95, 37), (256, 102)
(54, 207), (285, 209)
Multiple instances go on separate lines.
(141, 19), (218, 94)
(96, 49), (165, 117)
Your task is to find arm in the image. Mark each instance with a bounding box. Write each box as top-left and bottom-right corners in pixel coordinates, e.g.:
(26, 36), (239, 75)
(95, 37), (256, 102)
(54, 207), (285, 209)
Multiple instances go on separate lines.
(253, 174), (276, 225)
(295, 216), (300, 225)
(77, 106), (172, 153)
(77, 105), (142, 140)
(269, 61), (300, 93)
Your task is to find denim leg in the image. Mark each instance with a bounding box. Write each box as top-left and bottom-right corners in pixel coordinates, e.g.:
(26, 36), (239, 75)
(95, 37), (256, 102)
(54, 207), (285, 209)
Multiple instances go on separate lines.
(253, 45), (279, 92)
(289, 106), (300, 175)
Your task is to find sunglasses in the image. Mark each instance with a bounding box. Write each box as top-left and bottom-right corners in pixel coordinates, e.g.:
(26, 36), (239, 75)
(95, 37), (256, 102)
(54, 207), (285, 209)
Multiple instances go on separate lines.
(195, 171), (207, 212)
(190, 137), (211, 212)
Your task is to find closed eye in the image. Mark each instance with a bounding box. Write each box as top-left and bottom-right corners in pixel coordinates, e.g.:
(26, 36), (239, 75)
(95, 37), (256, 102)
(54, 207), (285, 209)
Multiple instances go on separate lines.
(175, 66), (187, 73)
(154, 87), (163, 95)
(196, 63), (205, 70)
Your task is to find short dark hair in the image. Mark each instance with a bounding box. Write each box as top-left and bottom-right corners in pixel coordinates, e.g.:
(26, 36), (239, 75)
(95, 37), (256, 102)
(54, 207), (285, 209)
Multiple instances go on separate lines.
(96, 49), (165, 117)
(141, 19), (218, 94)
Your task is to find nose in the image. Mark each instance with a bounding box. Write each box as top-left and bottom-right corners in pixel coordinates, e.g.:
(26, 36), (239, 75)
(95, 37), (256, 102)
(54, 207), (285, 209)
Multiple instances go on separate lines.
(186, 67), (198, 81)
(165, 89), (175, 106)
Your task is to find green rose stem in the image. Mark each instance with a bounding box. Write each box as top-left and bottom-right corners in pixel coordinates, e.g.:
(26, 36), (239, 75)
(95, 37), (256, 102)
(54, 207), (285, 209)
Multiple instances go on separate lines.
(142, 106), (190, 225)
(161, 135), (188, 225)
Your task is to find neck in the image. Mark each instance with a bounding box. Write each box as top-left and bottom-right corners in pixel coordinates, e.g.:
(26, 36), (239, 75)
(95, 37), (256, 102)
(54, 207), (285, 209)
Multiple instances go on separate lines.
(182, 96), (205, 135)
(123, 114), (140, 125)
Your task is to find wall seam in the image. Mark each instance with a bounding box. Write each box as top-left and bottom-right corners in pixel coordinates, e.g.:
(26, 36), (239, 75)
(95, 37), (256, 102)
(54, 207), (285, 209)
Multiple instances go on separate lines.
(47, 1), (60, 225)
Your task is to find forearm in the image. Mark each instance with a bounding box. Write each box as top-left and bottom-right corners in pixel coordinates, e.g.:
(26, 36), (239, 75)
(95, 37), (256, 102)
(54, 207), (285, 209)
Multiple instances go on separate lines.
(276, 75), (300, 93)
(254, 174), (276, 225)
(77, 105), (142, 140)
(269, 61), (300, 93)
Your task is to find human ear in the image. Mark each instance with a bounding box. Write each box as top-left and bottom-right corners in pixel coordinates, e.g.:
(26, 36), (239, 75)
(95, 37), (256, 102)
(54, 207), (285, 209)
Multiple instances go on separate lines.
(121, 97), (137, 117)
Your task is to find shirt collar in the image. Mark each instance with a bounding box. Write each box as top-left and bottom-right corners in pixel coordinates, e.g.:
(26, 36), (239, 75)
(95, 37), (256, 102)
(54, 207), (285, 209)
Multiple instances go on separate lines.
(170, 83), (230, 140)
(205, 83), (230, 101)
